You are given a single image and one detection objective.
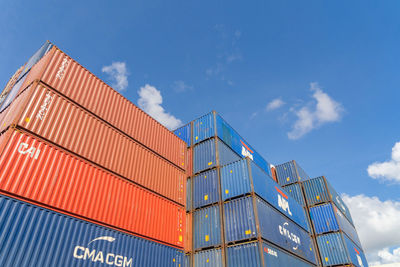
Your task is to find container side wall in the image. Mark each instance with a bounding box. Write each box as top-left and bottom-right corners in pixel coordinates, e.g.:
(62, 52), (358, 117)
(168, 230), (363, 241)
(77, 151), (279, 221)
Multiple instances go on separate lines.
(220, 159), (251, 201)
(226, 242), (262, 267)
(310, 204), (340, 234)
(343, 234), (369, 267)
(185, 213), (193, 253)
(193, 139), (216, 174)
(262, 241), (316, 267)
(18, 41), (54, 80)
(275, 161), (299, 186)
(193, 169), (219, 209)
(317, 233), (349, 267)
(193, 205), (221, 249)
(334, 204), (362, 249)
(192, 113), (214, 145)
(217, 139), (241, 167)
(283, 183), (306, 207)
(194, 248), (223, 267)
(326, 179), (354, 225)
(187, 178), (192, 212)
(303, 177), (331, 206)
(0, 194), (184, 267)
(174, 123), (191, 147)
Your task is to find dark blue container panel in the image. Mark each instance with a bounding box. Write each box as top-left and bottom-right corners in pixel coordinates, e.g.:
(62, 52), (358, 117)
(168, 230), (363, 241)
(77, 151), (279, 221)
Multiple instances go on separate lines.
(186, 178), (192, 212)
(0, 194), (183, 267)
(224, 197), (257, 243)
(193, 113), (215, 144)
(193, 205), (221, 249)
(317, 233), (368, 267)
(184, 254), (191, 267)
(215, 114), (271, 177)
(310, 203), (362, 249)
(174, 123), (191, 147)
(283, 183), (306, 207)
(275, 161), (309, 186)
(226, 241), (315, 267)
(256, 197), (317, 264)
(221, 159), (309, 232)
(326, 179), (354, 225)
(18, 41), (54, 80)
(193, 169), (219, 209)
(193, 138), (240, 174)
(194, 248), (223, 267)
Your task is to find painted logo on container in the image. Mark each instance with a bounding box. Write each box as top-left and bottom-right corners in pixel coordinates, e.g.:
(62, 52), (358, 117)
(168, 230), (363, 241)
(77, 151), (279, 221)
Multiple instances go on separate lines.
(263, 247), (278, 257)
(278, 222), (301, 250)
(36, 91), (53, 121)
(276, 186), (292, 216)
(73, 236), (133, 267)
(354, 247), (364, 267)
(240, 140), (254, 160)
(18, 142), (40, 160)
(56, 57), (70, 80)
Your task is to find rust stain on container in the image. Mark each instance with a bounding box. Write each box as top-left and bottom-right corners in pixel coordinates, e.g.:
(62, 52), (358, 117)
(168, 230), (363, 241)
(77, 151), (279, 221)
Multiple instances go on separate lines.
(0, 82), (185, 205)
(0, 128), (185, 248)
(21, 46), (186, 169)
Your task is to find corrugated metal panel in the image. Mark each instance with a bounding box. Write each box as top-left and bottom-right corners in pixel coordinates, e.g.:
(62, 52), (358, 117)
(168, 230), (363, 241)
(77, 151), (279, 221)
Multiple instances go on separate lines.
(317, 233), (348, 266)
(193, 138), (240, 174)
(193, 169), (219, 209)
(0, 66), (24, 108)
(0, 74), (27, 112)
(0, 82), (185, 205)
(221, 159), (309, 232)
(186, 147), (193, 176)
(256, 197), (317, 264)
(187, 178), (192, 212)
(193, 205), (221, 249)
(22, 46), (186, 169)
(18, 41), (54, 80)
(194, 248), (222, 267)
(174, 123), (191, 147)
(343, 234), (369, 267)
(192, 112), (215, 145)
(185, 213), (192, 253)
(226, 241), (262, 267)
(0, 194), (184, 267)
(262, 241), (316, 267)
(224, 197), (257, 243)
(283, 183), (306, 207)
(310, 203), (362, 249)
(184, 254), (191, 267)
(220, 159), (251, 201)
(303, 177), (354, 225)
(275, 160), (309, 186)
(0, 129), (185, 248)
(215, 114), (271, 177)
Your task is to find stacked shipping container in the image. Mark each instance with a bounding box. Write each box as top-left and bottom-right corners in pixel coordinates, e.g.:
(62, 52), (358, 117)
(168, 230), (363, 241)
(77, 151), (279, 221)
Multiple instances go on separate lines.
(175, 112), (318, 267)
(0, 42), (187, 266)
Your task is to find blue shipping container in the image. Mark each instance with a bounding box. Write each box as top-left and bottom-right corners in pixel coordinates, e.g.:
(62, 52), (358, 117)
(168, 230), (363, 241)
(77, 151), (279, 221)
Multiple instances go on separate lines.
(226, 241), (316, 267)
(317, 232), (368, 267)
(174, 123), (191, 147)
(283, 183), (306, 207)
(224, 196), (317, 264)
(192, 112), (272, 176)
(186, 178), (192, 212)
(193, 205), (222, 249)
(220, 158), (309, 232)
(275, 160), (310, 186)
(310, 203), (362, 249)
(194, 248), (223, 267)
(193, 169), (219, 209)
(303, 176), (354, 225)
(0, 194), (183, 267)
(193, 137), (240, 174)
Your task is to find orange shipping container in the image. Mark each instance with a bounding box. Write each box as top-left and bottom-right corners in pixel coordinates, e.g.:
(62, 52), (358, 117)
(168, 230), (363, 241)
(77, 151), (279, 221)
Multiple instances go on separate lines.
(0, 128), (185, 248)
(186, 147), (193, 177)
(0, 82), (185, 205)
(19, 45), (185, 169)
(185, 212), (193, 253)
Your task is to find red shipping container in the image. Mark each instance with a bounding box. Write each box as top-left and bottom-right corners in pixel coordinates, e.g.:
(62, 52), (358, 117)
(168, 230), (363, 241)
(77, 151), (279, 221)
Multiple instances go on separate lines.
(20, 45), (185, 169)
(0, 128), (185, 248)
(185, 212), (192, 253)
(0, 81), (185, 205)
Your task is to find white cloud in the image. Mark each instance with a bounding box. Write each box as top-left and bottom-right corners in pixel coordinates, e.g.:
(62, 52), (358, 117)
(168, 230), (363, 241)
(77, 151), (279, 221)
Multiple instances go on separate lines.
(102, 62), (129, 91)
(368, 142), (400, 182)
(288, 82), (343, 139)
(137, 84), (182, 130)
(342, 194), (400, 264)
(266, 98), (285, 111)
(172, 80), (193, 93)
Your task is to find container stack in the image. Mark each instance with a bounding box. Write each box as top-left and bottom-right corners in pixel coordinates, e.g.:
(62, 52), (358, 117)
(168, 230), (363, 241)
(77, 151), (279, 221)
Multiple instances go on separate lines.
(175, 112), (318, 267)
(275, 162), (369, 267)
(0, 42), (187, 266)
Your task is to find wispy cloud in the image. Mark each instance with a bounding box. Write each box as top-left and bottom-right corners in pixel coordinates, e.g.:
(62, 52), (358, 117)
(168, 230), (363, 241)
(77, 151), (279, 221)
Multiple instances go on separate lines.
(288, 82), (343, 140)
(172, 80), (193, 93)
(137, 84), (182, 130)
(102, 62), (129, 91)
(266, 98), (285, 111)
(368, 142), (400, 183)
(343, 194), (400, 265)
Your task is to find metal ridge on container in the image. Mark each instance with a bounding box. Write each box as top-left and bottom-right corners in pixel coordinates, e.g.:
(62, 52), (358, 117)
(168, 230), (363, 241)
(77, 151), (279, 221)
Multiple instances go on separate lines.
(275, 160), (310, 187)
(0, 193), (184, 267)
(0, 128), (185, 248)
(16, 43), (186, 170)
(0, 81), (185, 206)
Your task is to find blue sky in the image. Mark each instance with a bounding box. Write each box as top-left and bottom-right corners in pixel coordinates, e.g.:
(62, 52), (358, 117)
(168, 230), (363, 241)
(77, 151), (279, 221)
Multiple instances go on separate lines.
(1, 1), (400, 265)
